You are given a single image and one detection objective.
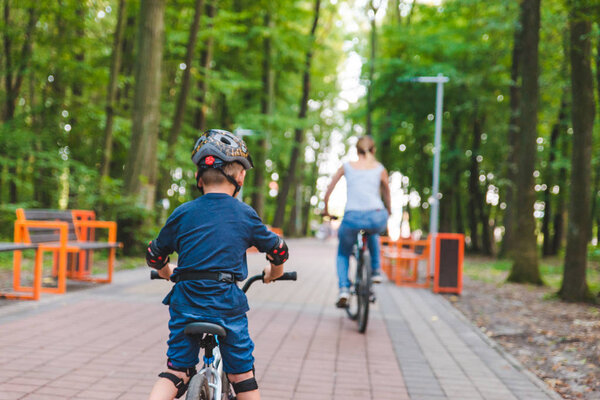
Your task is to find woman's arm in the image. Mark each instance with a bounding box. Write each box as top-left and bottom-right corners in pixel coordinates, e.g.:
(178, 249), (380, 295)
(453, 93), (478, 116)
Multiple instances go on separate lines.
(323, 166), (345, 215)
(380, 168), (392, 215)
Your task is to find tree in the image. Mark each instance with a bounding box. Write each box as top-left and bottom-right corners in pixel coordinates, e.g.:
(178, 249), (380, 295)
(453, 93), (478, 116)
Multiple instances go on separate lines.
(157, 0), (204, 202)
(251, 9), (274, 219)
(365, 0), (380, 137)
(272, 0), (321, 229)
(508, 0), (542, 284)
(500, 6), (523, 258)
(101, 0), (127, 181)
(123, 0), (166, 210)
(559, 0), (595, 302)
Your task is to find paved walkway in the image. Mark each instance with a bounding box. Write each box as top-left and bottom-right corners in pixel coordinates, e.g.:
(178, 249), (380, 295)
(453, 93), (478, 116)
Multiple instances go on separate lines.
(0, 239), (559, 400)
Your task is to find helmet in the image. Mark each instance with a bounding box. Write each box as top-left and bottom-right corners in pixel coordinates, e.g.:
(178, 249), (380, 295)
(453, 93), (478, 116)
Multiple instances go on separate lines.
(191, 129), (253, 196)
(191, 129), (253, 170)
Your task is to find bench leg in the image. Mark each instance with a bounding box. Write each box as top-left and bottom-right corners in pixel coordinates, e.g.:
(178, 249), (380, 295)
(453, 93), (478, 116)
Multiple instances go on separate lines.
(77, 248), (114, 284)
(13, 249), (22, 292)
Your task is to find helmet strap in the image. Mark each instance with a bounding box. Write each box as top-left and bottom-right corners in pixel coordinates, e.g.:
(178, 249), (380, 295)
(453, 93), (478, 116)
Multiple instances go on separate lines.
(218, 169), (241, 197)
(196, 167), (241, 197)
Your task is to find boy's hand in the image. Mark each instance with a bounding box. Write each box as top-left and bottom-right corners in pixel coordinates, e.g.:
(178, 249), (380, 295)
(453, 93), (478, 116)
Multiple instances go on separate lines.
(263, 263), (284, 284)
(157, 263), (176, 280)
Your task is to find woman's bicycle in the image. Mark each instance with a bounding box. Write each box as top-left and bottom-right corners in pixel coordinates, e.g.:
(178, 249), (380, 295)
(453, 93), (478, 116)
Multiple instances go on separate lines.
(151, 269), (297, 399)
(345, 230), (374, 334)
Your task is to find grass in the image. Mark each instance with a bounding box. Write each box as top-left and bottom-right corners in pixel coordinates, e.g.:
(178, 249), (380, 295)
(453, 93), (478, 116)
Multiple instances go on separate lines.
(464, 255), (600, 294)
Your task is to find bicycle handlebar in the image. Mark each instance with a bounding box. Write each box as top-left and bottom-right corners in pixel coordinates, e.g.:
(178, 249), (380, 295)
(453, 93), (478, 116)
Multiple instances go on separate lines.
(150, 270), (297, 293)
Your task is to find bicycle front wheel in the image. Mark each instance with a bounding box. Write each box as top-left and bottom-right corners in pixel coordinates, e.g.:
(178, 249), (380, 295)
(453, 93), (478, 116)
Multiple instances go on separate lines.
(345, 255), (359, 321)
(186, 374), (210, 400)
(357, 253), (371, 333)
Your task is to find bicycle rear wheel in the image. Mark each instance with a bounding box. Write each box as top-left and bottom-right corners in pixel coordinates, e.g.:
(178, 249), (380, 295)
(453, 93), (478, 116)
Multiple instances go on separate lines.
(357, 253), (371, 333)
(186, 374), (210, 400)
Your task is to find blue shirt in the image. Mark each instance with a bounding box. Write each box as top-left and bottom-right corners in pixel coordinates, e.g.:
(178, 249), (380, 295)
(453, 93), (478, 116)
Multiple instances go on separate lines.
(153, 193), (280, 317)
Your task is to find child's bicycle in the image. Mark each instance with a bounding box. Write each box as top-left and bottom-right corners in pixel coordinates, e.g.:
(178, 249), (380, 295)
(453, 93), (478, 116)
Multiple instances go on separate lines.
(151, 269), (297, 399)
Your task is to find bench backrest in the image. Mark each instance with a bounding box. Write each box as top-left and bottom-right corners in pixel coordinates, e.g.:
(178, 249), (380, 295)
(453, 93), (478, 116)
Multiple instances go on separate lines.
(17, 209), (79, 243)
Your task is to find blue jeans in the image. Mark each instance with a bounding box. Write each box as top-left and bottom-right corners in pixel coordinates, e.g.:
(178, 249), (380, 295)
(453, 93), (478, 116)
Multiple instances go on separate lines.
(336, 209), (388, 289)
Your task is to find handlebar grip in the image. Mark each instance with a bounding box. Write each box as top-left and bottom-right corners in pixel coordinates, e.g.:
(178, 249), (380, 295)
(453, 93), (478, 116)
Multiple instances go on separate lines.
(150, 270), (163, 280)
(274, 271), (297, 281)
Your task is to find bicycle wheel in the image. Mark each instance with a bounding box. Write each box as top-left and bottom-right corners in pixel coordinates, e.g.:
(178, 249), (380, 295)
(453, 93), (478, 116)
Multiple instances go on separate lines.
(185, 374), (210, 400)
(221, 371), (234, 400)
(345, 255), (359, 321)
(357, 252), (372, 333)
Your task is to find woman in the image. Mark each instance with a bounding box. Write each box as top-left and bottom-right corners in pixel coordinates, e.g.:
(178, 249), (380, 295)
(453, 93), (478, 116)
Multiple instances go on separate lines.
(324, 136), (391, 307)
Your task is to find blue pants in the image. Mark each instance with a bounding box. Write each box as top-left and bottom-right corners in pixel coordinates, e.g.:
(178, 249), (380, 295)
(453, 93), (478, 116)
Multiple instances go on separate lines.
(336, 209), (388, 289)
(166, 307), (255, 374)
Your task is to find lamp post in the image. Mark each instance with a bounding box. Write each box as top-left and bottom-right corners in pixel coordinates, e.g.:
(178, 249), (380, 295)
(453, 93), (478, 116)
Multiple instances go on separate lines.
(411, 74), (449, 279)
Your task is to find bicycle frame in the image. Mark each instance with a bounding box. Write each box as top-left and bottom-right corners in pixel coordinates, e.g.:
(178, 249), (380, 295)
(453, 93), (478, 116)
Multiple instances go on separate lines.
(198, 343), (224, 400)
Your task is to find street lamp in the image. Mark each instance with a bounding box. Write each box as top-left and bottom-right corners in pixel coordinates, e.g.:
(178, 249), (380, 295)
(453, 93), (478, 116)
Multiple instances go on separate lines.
(409, 74), (449, 279)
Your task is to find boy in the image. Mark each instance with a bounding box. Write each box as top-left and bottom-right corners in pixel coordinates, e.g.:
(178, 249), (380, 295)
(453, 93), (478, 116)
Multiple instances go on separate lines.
(147, 129), (289, 400)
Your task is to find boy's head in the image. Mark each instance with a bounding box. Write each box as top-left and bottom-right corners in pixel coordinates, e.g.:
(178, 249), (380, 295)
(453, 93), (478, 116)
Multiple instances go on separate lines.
(191, 129), (253, 196)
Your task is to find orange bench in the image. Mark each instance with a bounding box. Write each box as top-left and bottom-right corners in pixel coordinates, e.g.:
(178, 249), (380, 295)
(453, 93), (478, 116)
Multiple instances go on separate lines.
(380, 236), (431, 288)
(11, 209), (121, 296)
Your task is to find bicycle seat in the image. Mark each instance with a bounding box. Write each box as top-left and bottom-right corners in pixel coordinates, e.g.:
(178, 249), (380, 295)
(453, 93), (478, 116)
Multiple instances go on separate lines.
(184, 322), (227, 338)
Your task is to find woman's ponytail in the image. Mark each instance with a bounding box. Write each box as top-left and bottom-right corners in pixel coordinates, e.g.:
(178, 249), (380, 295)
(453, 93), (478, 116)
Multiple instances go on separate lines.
(356, 136), (375, 160)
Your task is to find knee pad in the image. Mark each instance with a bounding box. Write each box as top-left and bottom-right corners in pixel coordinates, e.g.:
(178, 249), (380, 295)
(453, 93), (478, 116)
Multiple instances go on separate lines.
(159, 363), (196, 399)
(232, 377), (258, 394)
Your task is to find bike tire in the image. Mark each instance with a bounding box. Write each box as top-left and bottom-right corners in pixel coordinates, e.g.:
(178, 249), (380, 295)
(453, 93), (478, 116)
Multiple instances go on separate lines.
(221, 371), (234, 400)
(357, 253), (371, 333)
(185, 374), (210, 400)
(345, 255), (359, 321)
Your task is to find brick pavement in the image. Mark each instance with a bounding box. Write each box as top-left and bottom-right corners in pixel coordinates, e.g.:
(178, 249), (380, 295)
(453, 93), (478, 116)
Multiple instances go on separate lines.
(0, 238), (558, 400)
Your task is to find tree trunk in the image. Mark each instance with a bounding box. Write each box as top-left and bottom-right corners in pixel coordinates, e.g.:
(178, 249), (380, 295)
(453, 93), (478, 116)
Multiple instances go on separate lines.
(551, 132), (568, 255)
(366, 0), (378, 137)
(101, 0), (127, 181)
(559, 1), (595, 302)
(123, 0), (165, 210)
(193, 1), (215, 132)
(542, 94), (567, 256)
(3, 3), (36, 203)
(302, 159), (319, 236)
(467, 113), (482, 252)
(475, 116), (493, 255)
(156, 0), (204, 200)
(508, 0), (541, 284)
(118, 11), (137, 107)
(251, 11), (274, 218)
(272, 0), (321, 228)
(440, 116), (460, 233)
(500, 8), (523, 258)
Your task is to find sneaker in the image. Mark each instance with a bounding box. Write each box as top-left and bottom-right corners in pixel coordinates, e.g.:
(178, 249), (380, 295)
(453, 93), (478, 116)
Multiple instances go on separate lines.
(372, 270), (383, 284)
(336, 288), (350, 308)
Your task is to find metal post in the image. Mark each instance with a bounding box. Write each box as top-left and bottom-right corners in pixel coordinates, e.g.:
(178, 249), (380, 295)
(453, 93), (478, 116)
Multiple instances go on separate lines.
(412, 74), (448, 281)
(430, 75), (445, 275)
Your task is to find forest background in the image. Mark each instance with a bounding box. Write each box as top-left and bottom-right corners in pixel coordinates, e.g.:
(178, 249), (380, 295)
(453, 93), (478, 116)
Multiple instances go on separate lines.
(0, 0), (598, 302)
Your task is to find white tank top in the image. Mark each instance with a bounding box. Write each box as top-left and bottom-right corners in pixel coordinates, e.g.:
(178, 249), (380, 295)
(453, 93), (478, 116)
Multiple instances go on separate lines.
(343, 162), (385, 211)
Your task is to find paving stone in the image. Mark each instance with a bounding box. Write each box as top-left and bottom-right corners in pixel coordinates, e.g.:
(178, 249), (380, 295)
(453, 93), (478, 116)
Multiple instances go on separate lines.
(0, 239), (557, 399)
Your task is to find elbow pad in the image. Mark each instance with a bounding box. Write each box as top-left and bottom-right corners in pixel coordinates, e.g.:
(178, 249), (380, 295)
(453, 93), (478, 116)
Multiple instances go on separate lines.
(146, 240), (170, 270)
(266, 237), (289, 265)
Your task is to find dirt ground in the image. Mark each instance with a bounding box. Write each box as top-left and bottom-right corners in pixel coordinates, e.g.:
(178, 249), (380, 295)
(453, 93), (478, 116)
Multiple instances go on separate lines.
(449, 275), (600, 400)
